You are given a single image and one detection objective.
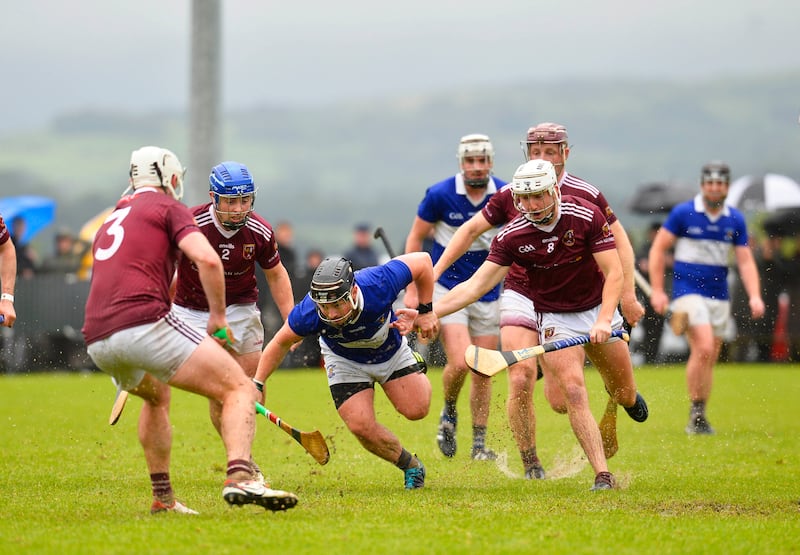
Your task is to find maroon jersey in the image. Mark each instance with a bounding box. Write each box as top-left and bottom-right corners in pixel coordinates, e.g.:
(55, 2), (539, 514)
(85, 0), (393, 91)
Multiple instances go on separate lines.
(482, 171), (618, 296)
(0, 213), (9, 245)
(174, 204), (280, 310)
(83, 190), (200, 344)
(488, 196), (617, 313)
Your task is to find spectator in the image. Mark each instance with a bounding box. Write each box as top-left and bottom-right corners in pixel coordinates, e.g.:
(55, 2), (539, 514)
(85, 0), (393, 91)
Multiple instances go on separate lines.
(635, 221), (671, 363)
(283, 248), (325, 368)
(274, 221), (299, 285)
(40, 227), (84, 275)
(344, 223), (379, 270)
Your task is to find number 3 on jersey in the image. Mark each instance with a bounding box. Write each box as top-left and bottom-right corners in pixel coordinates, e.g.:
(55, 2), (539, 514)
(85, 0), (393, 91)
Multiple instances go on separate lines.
(94, 207), (132, 261)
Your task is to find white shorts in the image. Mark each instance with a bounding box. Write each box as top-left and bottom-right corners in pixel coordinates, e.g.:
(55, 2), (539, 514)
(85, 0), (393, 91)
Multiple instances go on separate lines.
(86, 308), (204, 391)
(434, 282), (499, 337)
(500, 289), (538, 331)
(538, 306), (625, 345)
(322, 336), (420, 386)
(172, 302), (264, 355)
(671, 294), (730, 337)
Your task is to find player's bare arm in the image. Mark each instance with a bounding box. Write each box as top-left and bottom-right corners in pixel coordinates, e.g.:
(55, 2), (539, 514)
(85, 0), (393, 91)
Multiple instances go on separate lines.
(434, 260), (508, 319)
(432, 211), (492, 280)
(647, 227), (677, 315)
(264, 263), (295, 321)
(734, 245), (765, 319)
(609, 219), (644, 326)
(254, 321), (303, 385)
(0, 236), (17, 327)
(402, 217), (435, 307)
(591, 248), (624, 342)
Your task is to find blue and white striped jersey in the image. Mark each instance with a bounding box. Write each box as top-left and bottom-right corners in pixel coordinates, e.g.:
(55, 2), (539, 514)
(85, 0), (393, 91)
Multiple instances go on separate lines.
(287, 259), (412, 364)
(663, 195), (749, 300)
(416, 173), (505, 301)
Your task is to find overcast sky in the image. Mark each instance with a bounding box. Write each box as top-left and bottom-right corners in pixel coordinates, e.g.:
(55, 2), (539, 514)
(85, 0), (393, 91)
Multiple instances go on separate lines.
(2, 0), (798, 133)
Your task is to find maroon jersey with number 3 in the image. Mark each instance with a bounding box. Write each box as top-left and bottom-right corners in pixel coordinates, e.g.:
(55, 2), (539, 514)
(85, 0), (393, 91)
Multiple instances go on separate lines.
(82, 189), (200, 344)
(482, 171), (618, 296)
(174, 204), (280, 310)
(487, 195), (617, 313)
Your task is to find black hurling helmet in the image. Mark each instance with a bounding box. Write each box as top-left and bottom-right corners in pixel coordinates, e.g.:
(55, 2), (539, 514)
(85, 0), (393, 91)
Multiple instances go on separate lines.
(310, 256), (359, 326)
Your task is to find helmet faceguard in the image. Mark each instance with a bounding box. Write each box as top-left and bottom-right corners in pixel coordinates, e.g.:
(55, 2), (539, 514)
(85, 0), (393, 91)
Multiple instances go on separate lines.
(700, 160), (731, 209)
(511, 159), (560, 225)
(457, 133), (494, 188)
(128, 146), (186, 200)
(520, 123), (569, 174)
(310, 257), (361, 327)
(209, 162), (257, 230)
(701, 160), (730, 184)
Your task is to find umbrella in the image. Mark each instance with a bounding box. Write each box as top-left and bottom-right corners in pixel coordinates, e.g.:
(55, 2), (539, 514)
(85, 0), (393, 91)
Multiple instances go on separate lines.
(627, 181), (697, 214)
(763, 209), (800, 237)
(0, 195), (57, 243)
(726, 173), (800, 212)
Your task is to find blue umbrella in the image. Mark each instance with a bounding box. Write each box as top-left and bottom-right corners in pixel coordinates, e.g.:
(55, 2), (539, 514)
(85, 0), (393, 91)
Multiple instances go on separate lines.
(0, 195), (57, 244)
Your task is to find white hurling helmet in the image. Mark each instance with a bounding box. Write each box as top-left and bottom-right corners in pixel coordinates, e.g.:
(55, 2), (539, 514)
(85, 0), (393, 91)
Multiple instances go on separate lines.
(128, 146), (186, 200)
(511, 159), (559, 225)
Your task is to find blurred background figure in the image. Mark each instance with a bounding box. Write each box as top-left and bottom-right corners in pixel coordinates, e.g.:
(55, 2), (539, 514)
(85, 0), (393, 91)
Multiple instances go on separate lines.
(39, 227), (84, 275)
(345, 223), (379, 269)
(634, 221), (671, 364)
(274, 221), (299, 284)
(284, 248), (326, 368)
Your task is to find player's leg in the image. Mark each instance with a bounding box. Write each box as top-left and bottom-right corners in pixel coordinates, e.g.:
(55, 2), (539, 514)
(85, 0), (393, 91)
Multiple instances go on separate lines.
(336, 383), (426, 489)
(466, 300), (499, 460)
(437, 319), (471, 457)
(685, 324), (721, 434)
(501, 324), (545, 478)
(171, 337), (298, 510)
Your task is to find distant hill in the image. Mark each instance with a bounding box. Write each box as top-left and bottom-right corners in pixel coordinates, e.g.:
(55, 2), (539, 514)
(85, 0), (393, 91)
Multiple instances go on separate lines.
(1, 71), (799, 256)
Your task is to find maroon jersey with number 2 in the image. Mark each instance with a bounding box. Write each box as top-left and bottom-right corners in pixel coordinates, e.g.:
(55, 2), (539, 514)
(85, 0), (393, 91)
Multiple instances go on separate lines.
(487, 195), (617, 313)
(174, 203), (280, 310)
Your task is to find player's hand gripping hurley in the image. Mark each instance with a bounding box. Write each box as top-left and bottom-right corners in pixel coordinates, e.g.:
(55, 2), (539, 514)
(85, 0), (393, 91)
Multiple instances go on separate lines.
(466, 329), (630, 377)
(256, 402), (330, 465)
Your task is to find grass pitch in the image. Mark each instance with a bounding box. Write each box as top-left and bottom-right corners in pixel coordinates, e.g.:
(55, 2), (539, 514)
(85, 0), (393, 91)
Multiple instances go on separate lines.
(1, 363), (799, 554)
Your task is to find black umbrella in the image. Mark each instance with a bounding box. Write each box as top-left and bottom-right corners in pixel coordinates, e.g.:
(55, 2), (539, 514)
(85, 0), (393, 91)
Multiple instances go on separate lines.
(763, 209), (800, 237)
(627, 181), (697, 214)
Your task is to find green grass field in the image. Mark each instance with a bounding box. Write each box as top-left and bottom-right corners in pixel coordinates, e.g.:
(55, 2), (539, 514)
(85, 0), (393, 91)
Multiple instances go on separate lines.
(1, 363), (799, 554)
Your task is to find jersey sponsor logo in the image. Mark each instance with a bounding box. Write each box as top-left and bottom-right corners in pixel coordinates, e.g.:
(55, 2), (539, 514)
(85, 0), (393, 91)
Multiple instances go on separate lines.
(542, 235), (558, 244)
(448, 212), (465, 220)
(562, 229), (575, 246)
(518, 244), (536, 253)
(243, 244), (255, 260)
(219, 242), (235, 249)
(687, 226), (704, 236)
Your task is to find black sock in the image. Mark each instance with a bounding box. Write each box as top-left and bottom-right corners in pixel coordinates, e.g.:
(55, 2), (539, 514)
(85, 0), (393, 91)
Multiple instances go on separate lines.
(691, 400), (706, 418)
(521, 448), (540, 468)
(395, 448), (415, 470)
(473, 425), (487, 451)
(443, 400), (457, 419)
